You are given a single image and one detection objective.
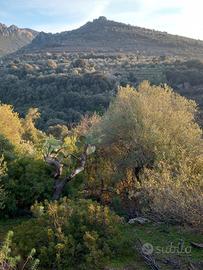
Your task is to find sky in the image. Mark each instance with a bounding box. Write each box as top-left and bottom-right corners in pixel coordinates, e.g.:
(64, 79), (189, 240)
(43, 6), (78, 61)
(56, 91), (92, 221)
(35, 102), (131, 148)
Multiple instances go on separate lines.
(0, 0), (203, 40)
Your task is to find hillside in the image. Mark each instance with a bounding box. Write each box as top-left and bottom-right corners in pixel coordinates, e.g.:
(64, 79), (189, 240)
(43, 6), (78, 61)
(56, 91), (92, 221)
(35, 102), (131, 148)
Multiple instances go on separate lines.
(18, 16), (203, 58)
(0, 52), (202, 129)
(0, 23), (38, 56)
(0, 17), (202, 129)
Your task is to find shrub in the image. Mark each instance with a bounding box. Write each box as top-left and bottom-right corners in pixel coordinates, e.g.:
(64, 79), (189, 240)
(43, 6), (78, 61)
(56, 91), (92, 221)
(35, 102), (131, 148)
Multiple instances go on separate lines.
(2, 157), (53, 216)
(90, 82), (202, 170)
(0, 134), (14, 159)
(0, 231), (39, 270)
(141, 160), (203, 228)
(89, 82), (203, 225)
(0, 231), (21, 270)
(13, 198), (130, 270)
(0, 104), (22, 146)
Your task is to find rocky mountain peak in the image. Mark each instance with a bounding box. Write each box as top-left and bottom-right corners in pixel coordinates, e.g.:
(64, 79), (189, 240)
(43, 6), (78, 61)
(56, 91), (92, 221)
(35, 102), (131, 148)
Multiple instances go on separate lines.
(94, 16), (108, 22)
(0, 22), (38, 56)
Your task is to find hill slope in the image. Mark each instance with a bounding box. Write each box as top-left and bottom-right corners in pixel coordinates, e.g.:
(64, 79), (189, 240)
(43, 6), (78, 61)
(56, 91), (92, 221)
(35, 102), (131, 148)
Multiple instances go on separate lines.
(20, 16), (203, 58)
(0, 23), (38, 56)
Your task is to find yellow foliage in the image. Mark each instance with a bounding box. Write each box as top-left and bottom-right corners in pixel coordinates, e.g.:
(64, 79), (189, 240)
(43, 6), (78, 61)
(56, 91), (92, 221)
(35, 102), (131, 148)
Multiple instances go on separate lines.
(63, 135), (78, 154)
(90, 82), (203, 225)
(142, 160), (203, 228)
(92, 82), (202, 173)
(0, 104), (22, 145)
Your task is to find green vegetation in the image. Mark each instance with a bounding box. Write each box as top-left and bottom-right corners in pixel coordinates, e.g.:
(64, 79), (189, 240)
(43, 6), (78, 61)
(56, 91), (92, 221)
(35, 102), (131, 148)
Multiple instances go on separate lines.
(0, 230), (39, 270)
(0, 219), (202, 270)
(0, 82), (202, 269)
(1, 53), (203, 129)
(13, 198), (131, 270)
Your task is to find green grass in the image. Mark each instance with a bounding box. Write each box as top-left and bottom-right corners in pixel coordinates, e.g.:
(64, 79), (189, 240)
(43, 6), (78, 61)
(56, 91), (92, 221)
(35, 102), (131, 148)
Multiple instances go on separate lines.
(0, 218), (202, 269)
(133, 223), (203, 262)
(107, 223), (203, 269)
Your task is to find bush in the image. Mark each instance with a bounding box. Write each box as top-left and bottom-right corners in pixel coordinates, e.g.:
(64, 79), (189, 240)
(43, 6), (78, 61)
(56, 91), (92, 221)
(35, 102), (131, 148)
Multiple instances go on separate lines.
(0, 104), (22, 146)
(91, 82), (202, 168)
(13, 198), (130, 270)
(89, 82), (203, 225)
(2, 157), (53, 216)
(0, 231), (39, 270)
(141, 160), (203, 228)
(0, 134), (14, 159)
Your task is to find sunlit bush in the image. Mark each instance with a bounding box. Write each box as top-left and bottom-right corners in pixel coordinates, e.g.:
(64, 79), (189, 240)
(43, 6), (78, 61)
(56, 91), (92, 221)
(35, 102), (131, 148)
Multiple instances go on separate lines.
(141, 160), (203, 227)
(13, 198), (129, 270)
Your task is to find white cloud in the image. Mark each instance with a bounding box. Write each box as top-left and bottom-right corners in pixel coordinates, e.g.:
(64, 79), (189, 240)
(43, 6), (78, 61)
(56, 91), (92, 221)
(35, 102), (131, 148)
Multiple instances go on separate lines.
(1, 0), (203, 39)
(106, 0), (203, 39)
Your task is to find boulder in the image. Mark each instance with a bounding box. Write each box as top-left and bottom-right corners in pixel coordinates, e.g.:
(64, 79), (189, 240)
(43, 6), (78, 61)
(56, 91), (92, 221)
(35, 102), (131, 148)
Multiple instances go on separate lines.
(128, 217), (150, 225)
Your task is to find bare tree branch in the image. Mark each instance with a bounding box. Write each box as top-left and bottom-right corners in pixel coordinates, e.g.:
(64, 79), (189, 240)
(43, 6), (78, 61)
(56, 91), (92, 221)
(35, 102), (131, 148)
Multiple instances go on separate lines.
(45, 144), (94, 200)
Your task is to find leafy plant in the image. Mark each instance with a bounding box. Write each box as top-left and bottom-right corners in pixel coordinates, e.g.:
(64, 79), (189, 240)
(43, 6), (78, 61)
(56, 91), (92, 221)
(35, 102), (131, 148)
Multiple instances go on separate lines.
(2, 157), (53, 216)
(0, 231), (39, 270)
(13, 198), (130, 270)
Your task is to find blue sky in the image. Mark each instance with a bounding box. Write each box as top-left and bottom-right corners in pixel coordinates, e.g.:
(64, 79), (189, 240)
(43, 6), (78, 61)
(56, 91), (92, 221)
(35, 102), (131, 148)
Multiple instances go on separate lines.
(0, 0), (202, 40)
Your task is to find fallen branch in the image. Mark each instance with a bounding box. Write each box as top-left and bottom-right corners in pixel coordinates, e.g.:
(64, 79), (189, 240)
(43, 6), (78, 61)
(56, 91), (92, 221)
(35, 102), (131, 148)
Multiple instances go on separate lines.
(190, 242), (203, 249)
(135, 239), (161, 270)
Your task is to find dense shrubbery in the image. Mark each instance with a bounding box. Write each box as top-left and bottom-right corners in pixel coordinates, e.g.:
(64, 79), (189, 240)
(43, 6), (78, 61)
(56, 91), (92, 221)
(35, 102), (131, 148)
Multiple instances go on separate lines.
(141, 161), (203, 226)
(0, 80), (202, 269)
(88, 82), (203, 225)
(165, 60), (203, 86)
(13, 198), (129, 270)
(0, 104), (52, 217)
(0, 231), (39, 270)
(2, 157), (53, 216)
(1, 54), (203, 130)
(0, 71), (116, 129)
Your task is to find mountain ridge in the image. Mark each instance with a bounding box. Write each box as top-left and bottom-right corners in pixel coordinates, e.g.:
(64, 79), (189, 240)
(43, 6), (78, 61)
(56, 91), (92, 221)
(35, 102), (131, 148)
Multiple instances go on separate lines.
(17, 17), (203, 58)
(0, 23), (38, 56)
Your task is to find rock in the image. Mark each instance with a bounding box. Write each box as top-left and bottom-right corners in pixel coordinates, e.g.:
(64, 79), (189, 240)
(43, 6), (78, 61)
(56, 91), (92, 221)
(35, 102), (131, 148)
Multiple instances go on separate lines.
(128, 217), (150, 225)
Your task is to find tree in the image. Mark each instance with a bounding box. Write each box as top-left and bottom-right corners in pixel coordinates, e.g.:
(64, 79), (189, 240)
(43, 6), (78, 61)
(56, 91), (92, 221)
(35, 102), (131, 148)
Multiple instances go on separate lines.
(89, 82), (203, 221)
(0, 104), (22, 146)
(47, 59), (57, 69)
(43, 136), (95, 200)
(0, 134), (14, 159)
(90, 81), (202, 179)
(43, 115), (99, 200)
(22, 108), (43, 143)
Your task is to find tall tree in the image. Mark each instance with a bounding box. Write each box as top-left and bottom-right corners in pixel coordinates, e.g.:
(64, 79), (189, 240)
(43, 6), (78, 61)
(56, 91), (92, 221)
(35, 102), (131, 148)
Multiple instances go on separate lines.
(90, 81), (202, 178)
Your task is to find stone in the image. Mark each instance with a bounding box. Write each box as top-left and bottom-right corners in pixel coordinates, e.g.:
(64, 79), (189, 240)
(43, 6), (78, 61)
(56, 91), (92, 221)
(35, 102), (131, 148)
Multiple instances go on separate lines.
(128, 217), (150, 225)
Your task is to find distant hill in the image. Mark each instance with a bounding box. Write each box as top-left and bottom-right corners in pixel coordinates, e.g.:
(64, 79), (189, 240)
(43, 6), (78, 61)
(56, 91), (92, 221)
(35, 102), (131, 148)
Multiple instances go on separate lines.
(0, 23), (38, 56)
(19, 16), (203, 58)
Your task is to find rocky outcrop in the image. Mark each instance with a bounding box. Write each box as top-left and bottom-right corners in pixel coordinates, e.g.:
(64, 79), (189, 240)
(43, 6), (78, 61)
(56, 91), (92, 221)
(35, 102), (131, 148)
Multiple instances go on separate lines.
(0, 23), (38, 56)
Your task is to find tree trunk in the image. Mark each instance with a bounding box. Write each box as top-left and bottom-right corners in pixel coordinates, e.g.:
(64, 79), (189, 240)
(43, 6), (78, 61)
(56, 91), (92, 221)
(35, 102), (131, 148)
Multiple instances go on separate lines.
(46, 144), (93, 200)
(52, 178), (66, 200)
